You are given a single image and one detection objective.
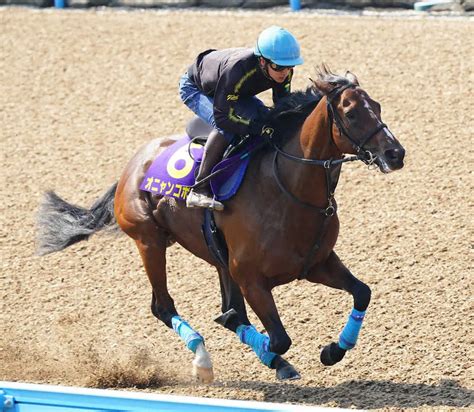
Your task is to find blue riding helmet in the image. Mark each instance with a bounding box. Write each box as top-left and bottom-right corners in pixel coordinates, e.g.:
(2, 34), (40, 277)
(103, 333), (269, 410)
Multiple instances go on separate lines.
(254, 26), (304, 67)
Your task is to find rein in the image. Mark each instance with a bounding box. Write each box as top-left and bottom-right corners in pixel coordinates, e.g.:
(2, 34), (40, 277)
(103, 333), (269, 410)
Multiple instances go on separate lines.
(267, 83), (385, 279)
(187, 135), (268, 190)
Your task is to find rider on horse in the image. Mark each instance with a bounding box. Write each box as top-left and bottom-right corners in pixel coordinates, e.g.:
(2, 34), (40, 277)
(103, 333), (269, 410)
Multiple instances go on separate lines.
(179, 25), (304, 211)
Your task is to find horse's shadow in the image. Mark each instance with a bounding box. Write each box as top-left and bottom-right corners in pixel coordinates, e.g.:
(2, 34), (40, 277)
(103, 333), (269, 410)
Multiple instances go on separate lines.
(217, 379), (473, 409)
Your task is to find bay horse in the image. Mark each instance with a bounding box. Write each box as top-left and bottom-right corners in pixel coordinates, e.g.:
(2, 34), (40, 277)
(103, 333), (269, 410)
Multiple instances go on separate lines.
(36, 68), (405, 382)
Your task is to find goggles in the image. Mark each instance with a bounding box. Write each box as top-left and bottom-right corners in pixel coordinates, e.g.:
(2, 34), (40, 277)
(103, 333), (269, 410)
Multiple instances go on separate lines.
(267, 60), (294, 72)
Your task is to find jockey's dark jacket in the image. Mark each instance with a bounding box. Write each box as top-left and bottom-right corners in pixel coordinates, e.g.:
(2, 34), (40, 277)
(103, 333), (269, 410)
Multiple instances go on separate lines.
(187, 48), (293, 136)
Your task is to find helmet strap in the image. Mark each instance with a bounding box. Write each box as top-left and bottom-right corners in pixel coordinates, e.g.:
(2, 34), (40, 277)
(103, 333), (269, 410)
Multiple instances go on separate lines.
(258, 57), (273, 81)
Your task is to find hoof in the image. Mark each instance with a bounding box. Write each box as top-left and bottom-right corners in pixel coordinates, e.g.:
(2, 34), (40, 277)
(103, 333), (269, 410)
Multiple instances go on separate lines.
(192, 341), (214, 383)
(272, 356), (301, 381)
(192, 363), (214, 384)
(276, 363), (301, 380)
(320, 342), (346, 366)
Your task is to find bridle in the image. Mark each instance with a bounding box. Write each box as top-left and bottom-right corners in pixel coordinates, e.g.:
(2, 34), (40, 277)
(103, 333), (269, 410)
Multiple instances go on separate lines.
(326, 83), (386, 167)
(269, 82), (387, 215)
(267, 83), (388, 279)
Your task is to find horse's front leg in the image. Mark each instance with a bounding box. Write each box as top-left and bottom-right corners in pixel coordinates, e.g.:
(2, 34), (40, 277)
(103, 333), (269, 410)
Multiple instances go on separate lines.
(241, 279), (291, 355)
(239, 275), (302, 379)
(307, 251), (371, 366)
(215, 267), (299, 380)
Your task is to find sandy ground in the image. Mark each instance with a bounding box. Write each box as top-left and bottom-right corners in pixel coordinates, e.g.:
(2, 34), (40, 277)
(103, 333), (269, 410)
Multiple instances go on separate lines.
(0, 7), (473, 411)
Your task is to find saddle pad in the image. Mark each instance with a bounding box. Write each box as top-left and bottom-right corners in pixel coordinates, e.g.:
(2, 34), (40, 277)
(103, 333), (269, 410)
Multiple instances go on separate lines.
(140, 136), (203, 201)
(140, 135), (251, 202)
(210, 154), (250, 201)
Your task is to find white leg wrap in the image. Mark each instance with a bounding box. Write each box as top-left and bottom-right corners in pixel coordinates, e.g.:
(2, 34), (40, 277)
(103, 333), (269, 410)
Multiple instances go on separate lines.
(192, 342), (214, 383)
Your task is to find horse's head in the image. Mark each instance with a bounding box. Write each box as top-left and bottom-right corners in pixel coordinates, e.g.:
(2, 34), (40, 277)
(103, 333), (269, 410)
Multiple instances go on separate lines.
(312, 67), (405, 173)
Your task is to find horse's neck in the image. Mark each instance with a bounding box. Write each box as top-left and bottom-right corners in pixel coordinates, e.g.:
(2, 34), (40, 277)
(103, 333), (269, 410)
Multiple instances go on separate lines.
(301, 100), (340, 159)
(281, 100), (342, 206)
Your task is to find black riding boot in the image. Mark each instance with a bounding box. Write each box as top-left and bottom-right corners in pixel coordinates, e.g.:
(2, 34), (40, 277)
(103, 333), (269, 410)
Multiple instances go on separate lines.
(186, 129), (228, 211)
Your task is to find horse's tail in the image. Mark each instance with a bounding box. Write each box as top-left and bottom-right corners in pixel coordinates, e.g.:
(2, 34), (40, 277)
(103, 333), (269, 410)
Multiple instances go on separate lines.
(36, 183), (119, 256)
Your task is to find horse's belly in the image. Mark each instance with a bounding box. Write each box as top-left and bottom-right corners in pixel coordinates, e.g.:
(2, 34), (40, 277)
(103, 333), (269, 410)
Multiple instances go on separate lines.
(226, 218), (339, 283)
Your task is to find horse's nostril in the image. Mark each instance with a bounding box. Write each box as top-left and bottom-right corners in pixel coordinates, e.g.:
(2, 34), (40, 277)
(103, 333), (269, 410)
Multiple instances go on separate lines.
(385, 148), (405, 161)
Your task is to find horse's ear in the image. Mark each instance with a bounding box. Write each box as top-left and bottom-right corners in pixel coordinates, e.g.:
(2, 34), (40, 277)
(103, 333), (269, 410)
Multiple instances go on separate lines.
(345, 71), (360, 86)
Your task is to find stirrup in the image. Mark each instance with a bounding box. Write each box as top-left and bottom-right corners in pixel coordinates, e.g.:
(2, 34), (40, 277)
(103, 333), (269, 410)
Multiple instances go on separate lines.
(186, 191), (224, 211)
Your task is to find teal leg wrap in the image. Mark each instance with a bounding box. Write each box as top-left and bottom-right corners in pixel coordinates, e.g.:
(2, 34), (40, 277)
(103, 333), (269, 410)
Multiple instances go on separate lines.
(338, 308), (366, 350)
(171, 315), (204, 353)
(236, 324), (277, 367)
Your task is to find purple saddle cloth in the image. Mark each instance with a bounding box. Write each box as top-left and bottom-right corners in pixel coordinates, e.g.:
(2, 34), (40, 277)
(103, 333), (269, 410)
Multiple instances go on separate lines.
(140, 135), (256, 202)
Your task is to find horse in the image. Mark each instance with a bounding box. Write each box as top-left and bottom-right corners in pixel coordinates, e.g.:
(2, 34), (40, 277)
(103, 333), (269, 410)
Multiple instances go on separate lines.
(36, 67), (405, 383)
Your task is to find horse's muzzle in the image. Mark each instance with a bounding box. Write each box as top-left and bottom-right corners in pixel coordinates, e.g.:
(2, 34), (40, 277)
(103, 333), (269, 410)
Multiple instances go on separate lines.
(378, 147), (405, 173)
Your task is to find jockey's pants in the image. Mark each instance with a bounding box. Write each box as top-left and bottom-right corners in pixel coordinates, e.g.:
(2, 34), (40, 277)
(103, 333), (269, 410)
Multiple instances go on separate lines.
(179, 72), (265, 143)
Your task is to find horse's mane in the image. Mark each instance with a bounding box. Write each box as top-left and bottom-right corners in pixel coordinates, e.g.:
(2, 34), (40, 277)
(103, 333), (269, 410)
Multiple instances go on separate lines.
(265, 87), (321, 125)
(315, 64), (354, 88)
(263, 66), (352, 139)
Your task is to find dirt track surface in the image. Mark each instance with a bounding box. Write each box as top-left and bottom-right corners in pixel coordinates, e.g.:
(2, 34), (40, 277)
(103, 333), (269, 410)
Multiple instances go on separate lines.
(1, 7), (473, 410)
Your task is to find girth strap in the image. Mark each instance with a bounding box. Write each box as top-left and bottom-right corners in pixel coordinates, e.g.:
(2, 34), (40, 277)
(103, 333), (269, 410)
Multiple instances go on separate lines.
(299, 214), (334, 280)
(202, 209), (229, 268)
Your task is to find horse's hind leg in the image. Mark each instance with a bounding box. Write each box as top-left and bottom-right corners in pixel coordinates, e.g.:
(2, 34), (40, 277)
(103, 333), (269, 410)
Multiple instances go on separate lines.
(307, 251), (371, 366)
(118, 207), (214, 383)
(134, 231), (213, 382)
(134, 233), (177, 328)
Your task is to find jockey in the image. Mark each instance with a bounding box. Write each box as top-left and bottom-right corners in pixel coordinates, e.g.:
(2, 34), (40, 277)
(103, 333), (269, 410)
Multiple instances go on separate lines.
(179, 25), (304, 211)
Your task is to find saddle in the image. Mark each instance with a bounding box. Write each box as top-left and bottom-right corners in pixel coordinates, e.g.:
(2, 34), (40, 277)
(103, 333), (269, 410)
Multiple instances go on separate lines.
(185, 116), (213, 140)
(140, 117), (264, 202)
(186, 116), (258, 160)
